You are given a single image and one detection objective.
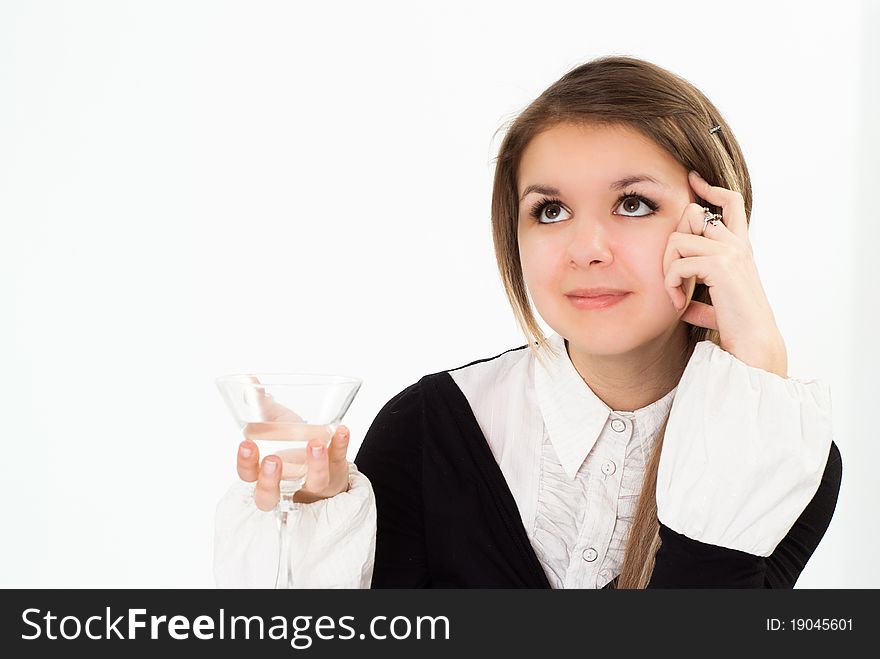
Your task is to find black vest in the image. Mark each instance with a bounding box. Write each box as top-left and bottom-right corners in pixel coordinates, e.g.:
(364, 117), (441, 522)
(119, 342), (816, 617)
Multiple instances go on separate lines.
(354, 371), (842, 588)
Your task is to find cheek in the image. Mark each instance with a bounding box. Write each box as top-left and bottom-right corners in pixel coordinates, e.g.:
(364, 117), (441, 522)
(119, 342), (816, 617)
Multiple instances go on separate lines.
(626, 238), (673, 294)
(518, 236), (559, 287)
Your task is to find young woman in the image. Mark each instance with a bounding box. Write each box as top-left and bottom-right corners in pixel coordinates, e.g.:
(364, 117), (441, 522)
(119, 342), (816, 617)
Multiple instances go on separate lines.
(214, 55), (842, 589)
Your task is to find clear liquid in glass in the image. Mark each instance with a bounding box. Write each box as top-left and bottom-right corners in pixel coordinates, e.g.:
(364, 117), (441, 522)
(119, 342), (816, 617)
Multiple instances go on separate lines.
(243, 421), (332, 488)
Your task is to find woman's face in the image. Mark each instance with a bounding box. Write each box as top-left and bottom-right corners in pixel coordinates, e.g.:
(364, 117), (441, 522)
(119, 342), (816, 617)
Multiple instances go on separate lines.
(517, 121), (697, 356)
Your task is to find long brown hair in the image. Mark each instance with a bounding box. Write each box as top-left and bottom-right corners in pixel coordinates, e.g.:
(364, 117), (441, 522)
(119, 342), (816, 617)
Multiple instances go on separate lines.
(489, 56), (752, 588)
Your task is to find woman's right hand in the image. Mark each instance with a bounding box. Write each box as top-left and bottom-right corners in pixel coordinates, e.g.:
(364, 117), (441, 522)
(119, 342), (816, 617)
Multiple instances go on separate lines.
(236, 424), (353, 511)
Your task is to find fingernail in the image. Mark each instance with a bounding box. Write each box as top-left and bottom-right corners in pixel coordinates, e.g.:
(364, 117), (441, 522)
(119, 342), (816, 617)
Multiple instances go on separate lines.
(339, 427), (349, 442)
(311, 445), (324, 458)
(240, 444), (252, 458)
(263, 459), (277, 475)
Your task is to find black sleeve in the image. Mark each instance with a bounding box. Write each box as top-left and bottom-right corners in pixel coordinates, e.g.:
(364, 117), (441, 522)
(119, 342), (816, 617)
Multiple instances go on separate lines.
(353, 381), (430, 588)
(647, 440), (842, 588)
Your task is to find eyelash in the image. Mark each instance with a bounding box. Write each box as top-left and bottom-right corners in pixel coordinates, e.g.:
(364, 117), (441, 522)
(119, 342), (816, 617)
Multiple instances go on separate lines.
(528, 191), (660, 224)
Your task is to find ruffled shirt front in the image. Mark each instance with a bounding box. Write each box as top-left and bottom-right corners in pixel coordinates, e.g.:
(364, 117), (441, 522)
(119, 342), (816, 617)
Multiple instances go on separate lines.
(213, 333), (836, 588)
(446, 331), (681, 588)
(534, 361), (677, 586)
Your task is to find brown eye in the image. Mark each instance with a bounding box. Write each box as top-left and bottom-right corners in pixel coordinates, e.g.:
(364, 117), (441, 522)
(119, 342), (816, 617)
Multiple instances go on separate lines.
(614, 193), (659, 218)
(544, 203), (562, 220)
(622, 196), (641, 213)
(529, 198), (571, 224)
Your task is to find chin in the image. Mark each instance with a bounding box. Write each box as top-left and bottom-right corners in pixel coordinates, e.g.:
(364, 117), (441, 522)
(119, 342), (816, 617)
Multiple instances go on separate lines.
(561, 317), (676, 356)
(559, 323), (646, 356)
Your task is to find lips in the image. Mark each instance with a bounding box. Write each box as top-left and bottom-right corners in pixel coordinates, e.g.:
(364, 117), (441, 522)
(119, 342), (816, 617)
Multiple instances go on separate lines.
(566, 291), (630, 310)
(565, 288), (630, 298)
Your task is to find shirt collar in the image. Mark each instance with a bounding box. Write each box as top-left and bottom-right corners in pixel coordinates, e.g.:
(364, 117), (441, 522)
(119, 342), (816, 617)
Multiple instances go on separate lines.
(534, 331), (678, 479)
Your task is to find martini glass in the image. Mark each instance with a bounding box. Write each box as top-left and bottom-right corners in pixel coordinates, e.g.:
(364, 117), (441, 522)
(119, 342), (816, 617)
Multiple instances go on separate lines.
(215, 373), (362, 588)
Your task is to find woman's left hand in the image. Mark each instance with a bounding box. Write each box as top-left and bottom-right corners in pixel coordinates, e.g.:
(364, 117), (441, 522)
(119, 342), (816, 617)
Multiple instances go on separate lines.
(663, 170), (788, 378)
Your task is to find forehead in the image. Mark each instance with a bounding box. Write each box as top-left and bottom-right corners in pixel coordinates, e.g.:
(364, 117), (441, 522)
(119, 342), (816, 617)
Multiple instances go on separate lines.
(517, 122), (683, 192)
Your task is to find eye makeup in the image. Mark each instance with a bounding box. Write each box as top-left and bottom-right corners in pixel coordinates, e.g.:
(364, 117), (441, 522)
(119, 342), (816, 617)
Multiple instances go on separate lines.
(527, 191), (661, 224)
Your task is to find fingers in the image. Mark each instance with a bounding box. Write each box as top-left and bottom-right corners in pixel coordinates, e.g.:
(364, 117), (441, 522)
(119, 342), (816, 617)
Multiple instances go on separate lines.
(302, 440), (330, 494)
(687, 171), (748, 240)
(236, 440), (259, 482)
(236, 429), (281, 511)
(254, 455), (281, 511)
(664, 221), (724, 274)
(304, 425), (350, 490)
(680, 274), (697, 313)
(664, 255), (715, 310)
(675, 203), (736, 243)
(664, 202), (738, 313)
(292, 425), (351, 503)
(662, 222), (724, 304)
(678, 298), (718, 331)
(328, 425), (350, 466)
(237, 423), (350, 510)
(246, 375), (305, 423)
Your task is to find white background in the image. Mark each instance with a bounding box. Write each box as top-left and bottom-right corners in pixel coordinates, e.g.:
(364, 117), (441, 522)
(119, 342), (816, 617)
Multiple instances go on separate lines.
(1, 0), (876, 588)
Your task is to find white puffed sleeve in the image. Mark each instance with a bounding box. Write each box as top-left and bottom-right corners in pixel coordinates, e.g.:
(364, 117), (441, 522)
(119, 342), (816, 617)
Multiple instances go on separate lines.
(655, 340), (834, 557)
(213, 461), (377, 588)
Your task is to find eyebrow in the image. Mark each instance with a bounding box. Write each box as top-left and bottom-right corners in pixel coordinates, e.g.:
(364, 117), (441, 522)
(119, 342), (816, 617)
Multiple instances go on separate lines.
(519, 175), (667, 202)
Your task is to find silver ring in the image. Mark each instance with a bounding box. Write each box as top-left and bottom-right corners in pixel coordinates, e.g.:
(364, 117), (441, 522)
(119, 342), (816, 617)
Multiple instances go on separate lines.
(703, 207), (722, 230)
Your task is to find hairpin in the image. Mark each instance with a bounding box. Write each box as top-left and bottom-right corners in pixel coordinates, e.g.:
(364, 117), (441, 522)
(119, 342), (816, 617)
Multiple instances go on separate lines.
(709, 124), (722, 134)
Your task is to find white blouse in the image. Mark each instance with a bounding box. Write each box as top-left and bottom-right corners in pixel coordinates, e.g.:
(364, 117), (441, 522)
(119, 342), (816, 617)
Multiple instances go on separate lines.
(213, 332), (834, 588)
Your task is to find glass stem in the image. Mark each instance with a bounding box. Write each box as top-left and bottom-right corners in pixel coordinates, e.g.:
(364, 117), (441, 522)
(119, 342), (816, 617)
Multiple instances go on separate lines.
(274, 493), (298, 589)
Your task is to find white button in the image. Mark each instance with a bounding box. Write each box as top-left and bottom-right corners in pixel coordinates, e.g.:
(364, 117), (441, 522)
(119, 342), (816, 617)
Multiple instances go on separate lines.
(601, 460), (616, 475)
(600, 569), (610, 579)
(582, 548), (598, 562)
(611, 418), (626, 432)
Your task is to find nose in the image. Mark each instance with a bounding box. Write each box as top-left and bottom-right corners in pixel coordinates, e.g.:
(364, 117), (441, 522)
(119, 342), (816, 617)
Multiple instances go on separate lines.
(565, 216), (614, 266)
